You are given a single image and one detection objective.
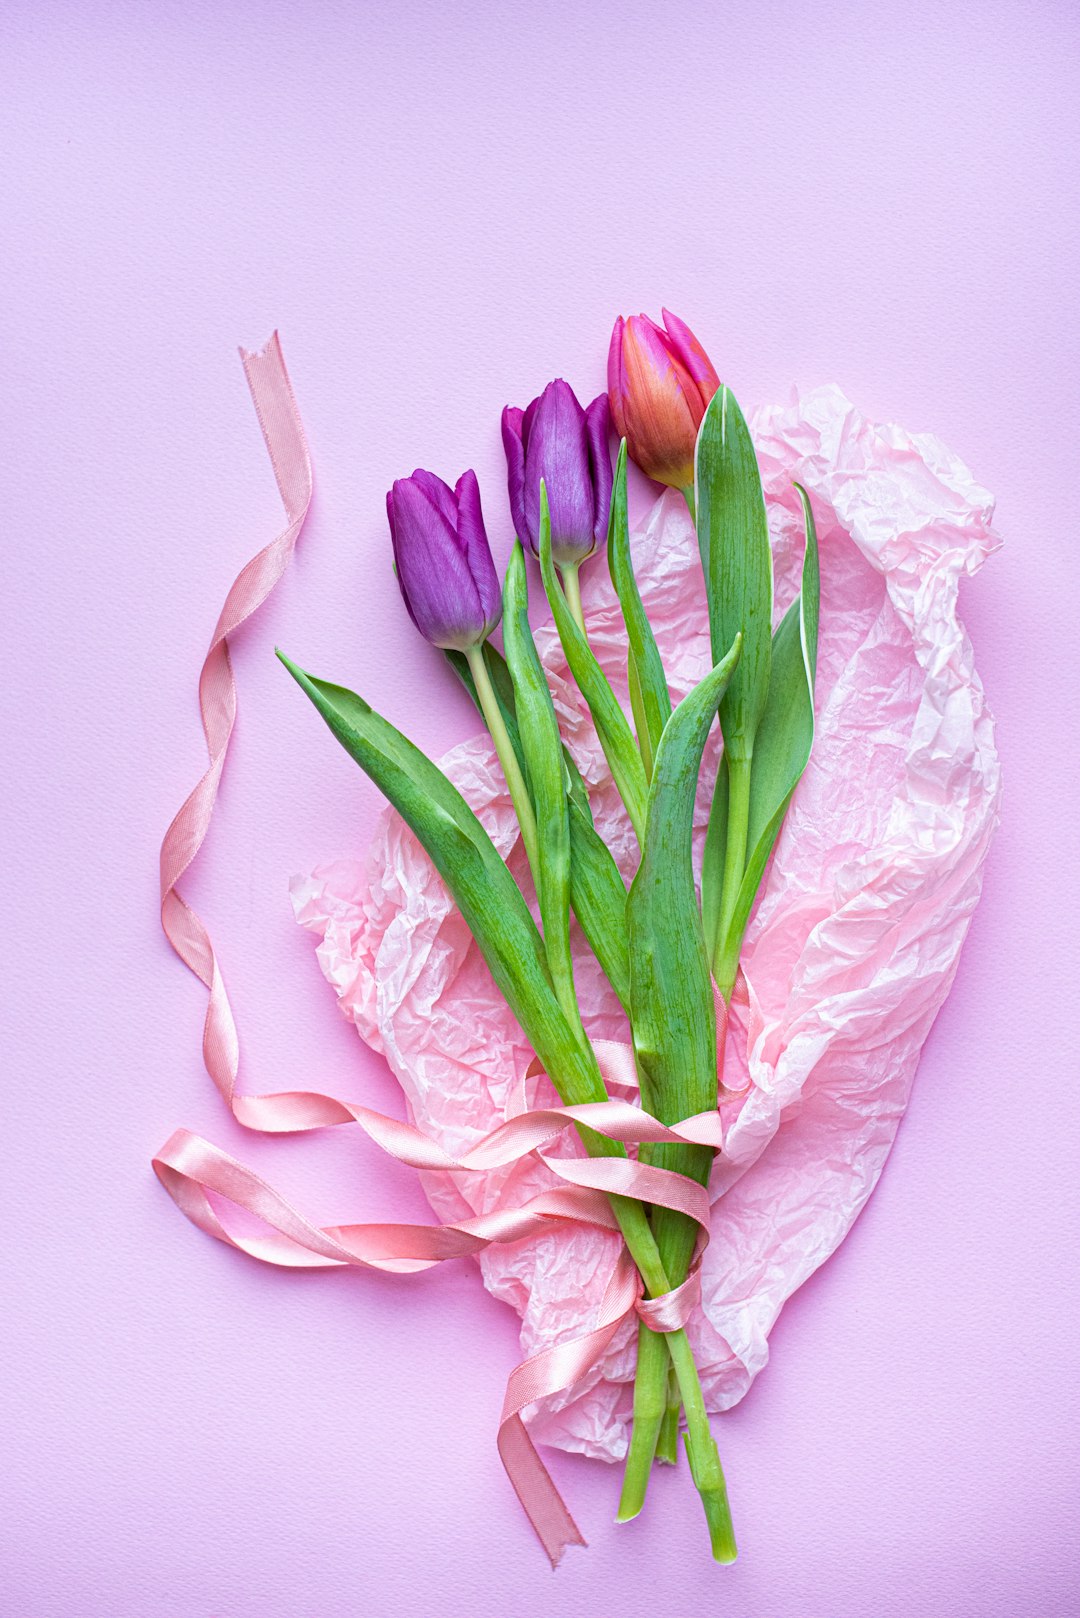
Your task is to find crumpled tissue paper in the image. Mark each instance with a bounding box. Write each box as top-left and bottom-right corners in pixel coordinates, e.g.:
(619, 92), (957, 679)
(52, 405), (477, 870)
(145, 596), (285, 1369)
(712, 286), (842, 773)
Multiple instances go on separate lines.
(291, 385), (1001, 1460)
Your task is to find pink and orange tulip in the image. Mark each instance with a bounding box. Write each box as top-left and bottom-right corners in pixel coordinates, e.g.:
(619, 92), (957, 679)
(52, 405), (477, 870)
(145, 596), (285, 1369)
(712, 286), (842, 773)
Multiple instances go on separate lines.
(607, 309), (720, 490)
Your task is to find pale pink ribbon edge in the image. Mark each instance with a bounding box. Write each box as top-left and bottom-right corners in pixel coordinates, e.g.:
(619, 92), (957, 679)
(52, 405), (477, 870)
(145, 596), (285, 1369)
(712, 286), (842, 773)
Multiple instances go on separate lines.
(154, 336), (730, 1565)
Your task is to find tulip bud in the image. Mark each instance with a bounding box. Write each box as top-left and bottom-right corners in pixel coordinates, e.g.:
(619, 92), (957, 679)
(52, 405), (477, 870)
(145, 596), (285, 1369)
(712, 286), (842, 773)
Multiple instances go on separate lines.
(386, 468), (502, 651)
(607, 309), (720, 490)
(501, 379), (612, 568)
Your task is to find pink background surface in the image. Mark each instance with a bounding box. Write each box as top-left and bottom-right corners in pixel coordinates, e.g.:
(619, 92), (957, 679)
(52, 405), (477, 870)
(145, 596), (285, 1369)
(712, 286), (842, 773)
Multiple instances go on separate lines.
(4, 3), (1078, 1615)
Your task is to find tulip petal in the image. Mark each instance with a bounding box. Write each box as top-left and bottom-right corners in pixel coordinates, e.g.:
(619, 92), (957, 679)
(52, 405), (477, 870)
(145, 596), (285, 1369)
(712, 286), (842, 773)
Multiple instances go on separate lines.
(621, 315), (698, 487)
(408, 466), (460, 532)
(607, 317), (628, 441)
(502, 405), (525, 442)
(501, 405), (527, 545)
(661, 308), (721, 417)
(525, 379), (595, 565)
(387, 488), (423, 637)
(521, 393), (540, 449)
(454, 469), (502, 631)
(584, 393), (613, 549)
(389, 474), (486, 650)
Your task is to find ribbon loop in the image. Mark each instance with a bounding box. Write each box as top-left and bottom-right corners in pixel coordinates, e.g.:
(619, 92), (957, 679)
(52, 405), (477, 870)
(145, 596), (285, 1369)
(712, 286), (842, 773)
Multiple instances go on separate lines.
(637, 1267), (703, 1334)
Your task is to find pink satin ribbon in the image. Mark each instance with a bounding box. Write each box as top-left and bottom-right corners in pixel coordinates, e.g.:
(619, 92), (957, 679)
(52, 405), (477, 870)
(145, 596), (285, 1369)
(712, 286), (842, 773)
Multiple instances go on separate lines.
(154, 335), (731, 1566)
(159, 332), (313, 1082)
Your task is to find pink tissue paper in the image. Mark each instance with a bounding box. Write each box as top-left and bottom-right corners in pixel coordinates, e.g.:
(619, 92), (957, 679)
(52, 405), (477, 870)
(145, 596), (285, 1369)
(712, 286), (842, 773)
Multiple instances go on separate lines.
(291, 385), (1001, 1460)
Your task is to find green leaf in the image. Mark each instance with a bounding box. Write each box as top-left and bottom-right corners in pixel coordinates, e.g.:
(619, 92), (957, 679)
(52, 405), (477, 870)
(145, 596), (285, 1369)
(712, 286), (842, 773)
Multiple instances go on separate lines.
(700, 753), (728, 958)
(629, 634), (742, 1127)
(621, 629), (742, 1511)
(607, 439), (672, 777)
(626, 651), (654, 780)
(696, 385), (775, 962)
(567, 791), (631, 1013)
(562, 743), (593, 823)
(628, 633), (742, 1287)
(712, 483), (820, 984)
(695, 385), (773, 760)
(448, 637), (630, 1010)
(537, 482), (649, 843)
(501, 541), (581, 1031)
(276, 650), (607, 1107)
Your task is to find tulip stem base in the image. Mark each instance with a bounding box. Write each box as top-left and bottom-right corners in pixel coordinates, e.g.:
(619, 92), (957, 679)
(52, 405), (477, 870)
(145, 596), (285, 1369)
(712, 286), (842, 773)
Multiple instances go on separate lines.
(602, 1185), (735, 1560)
(466, 642), (540, 876)
(667, 1328), (736, 1562)
(656, 1368), (681, 1463)
(560, 562), (587, 639)
(618, 1323), (671, 1520)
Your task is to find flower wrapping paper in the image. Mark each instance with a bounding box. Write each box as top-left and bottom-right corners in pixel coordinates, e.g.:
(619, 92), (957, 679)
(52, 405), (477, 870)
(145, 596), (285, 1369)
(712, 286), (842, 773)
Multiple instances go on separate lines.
(291, 385), (1001, 1460)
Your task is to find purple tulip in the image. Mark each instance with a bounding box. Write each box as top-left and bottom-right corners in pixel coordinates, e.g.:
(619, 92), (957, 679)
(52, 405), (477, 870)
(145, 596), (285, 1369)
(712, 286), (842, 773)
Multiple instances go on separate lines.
(501, 379), (613, 568)
(386, 468), (502, 651)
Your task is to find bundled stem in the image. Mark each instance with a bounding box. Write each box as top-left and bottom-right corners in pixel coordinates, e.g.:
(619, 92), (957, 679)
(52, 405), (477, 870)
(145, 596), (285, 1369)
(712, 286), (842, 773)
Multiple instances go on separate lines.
(501, 530), (735, 1559)
(589, 1157), (734, 1560)
(630, 444), (820, 1492)
(617, 639), (741, 1526)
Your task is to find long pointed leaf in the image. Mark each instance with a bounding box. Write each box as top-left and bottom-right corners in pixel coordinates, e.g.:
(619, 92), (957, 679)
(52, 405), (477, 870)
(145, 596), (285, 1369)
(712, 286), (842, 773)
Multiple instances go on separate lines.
(697, 385), (774, 954)
(700, 753), (728, 955)
(567, 793), (630, 1013)
(695, 385), (773, 759)
(713, 484), (820, 980)
(502, 542), (581, 1029)
(537, 483), (649, 843)
(628, 634), (742, 1294)
(628, 633), (742, 1129)
(276, 651), (606, 1106)
(607, 439), (672, 775)
(448, 638), (630, 1009)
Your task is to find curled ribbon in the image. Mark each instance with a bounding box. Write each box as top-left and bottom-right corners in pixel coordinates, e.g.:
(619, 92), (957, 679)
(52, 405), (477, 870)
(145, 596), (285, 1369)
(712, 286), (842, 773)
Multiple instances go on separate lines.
(155, 336), (729, 1566)
(152, 1114), (712, 1566)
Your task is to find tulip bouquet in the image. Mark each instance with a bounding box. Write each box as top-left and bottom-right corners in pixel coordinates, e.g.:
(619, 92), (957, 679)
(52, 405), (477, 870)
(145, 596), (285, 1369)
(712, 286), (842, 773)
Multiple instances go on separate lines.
(276, 310), (819, 1562)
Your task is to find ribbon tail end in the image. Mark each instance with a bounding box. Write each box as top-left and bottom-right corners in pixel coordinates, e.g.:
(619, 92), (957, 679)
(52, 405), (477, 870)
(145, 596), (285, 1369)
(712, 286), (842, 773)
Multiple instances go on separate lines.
(238, 330), (282, 366)
(498, 1413), (588, 1569)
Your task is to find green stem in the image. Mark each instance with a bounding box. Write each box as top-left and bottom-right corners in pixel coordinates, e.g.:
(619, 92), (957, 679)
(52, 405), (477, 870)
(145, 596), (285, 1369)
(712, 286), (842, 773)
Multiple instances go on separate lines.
(608, 1187), (735, 1561)
(465, 641), (540, 877)
(618, 1139), (713, 1521)
(613, 1223), (733, 1560)
(711, 751), (752, 997)
(669, 1329), (736, 1562)
(627, 649), (654, 781)
(579, 1128), (732, 1557)
(656, 1365), (681, 1463)
(473, 585), (734, 1556)
(560, 561), (587, 637)
(681, 484), (696, 523)
(622, 751), (753, 1528)
(619, 1325), (672, 1519)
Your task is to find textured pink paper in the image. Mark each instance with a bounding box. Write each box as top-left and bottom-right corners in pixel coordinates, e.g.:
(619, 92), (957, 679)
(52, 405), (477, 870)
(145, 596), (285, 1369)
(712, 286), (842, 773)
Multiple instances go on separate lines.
(292, 385), (1001, 1458)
